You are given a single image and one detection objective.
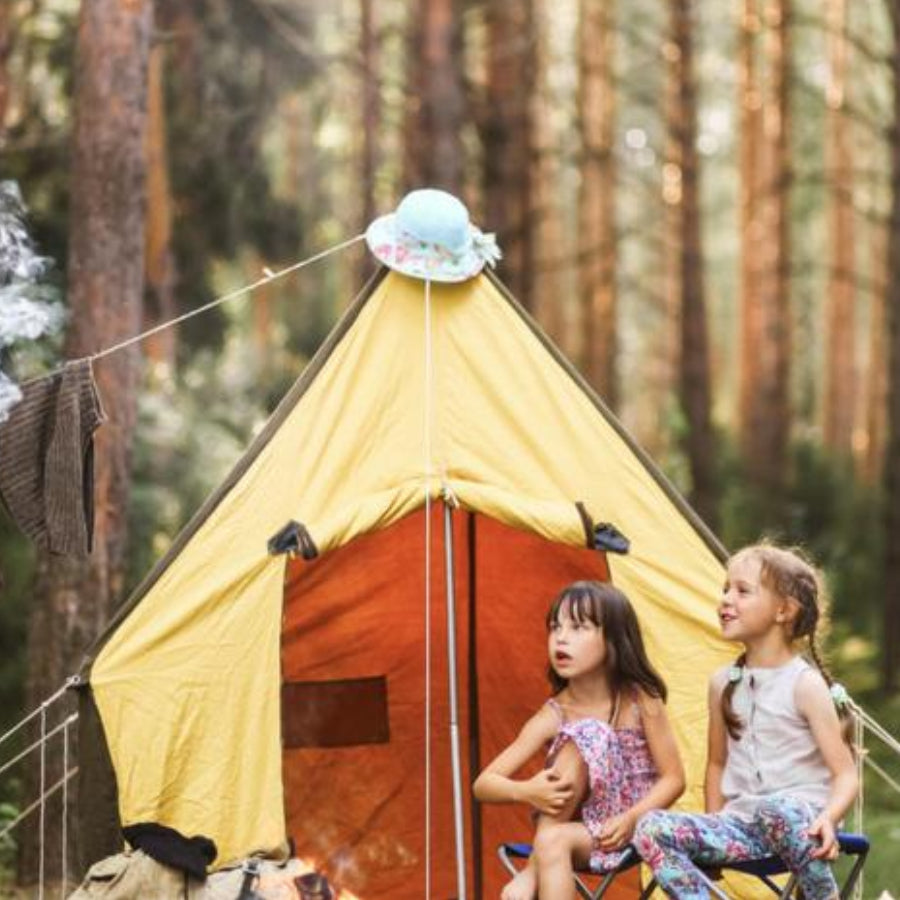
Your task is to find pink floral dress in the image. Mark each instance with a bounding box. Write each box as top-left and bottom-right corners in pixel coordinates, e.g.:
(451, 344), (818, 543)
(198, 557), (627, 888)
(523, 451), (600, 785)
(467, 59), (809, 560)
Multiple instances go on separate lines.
(545, 696), (658, 872)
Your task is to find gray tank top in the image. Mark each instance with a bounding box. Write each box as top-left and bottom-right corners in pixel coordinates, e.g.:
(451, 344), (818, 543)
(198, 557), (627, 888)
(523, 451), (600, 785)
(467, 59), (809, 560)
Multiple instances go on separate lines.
(721, 655), (831, 820)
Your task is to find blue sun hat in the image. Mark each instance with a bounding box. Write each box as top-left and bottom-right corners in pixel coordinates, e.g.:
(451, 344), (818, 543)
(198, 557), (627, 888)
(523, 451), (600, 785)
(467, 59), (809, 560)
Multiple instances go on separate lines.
(365, 188), (502, 283)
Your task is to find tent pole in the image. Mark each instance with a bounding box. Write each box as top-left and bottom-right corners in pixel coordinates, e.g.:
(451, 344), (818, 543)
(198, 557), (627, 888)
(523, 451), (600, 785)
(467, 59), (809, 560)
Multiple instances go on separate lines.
(443, 501), (468, 900)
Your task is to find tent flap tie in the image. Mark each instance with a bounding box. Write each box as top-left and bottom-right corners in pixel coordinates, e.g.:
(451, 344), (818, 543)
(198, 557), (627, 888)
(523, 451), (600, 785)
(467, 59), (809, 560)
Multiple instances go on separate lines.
(575, 502), (631, 554)
(266, 520), (318, 560)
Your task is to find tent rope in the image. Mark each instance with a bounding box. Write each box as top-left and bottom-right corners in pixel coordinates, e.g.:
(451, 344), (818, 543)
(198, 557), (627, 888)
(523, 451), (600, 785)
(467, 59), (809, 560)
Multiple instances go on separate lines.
(61, 716), (70, 898)
(854, 703), (900, 757)
(38, 704), (46, 900)
(864, 754), (900, 796)
(0, 768), (79, 843)
(0, 681), (72, 749)
(0, 714), (78, 780)
(20, 234), (365, 386)
(423, 275), (433, 900)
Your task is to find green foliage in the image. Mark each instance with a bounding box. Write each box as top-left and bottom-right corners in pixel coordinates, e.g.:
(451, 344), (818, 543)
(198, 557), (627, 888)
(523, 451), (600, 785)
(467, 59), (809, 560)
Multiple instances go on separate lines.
(718, 436), (885, 640)
(0, 800), (20, 878)
(126, 341), (285, 595)
(0, 515), (32, 742)
(158, 0), (314, 356)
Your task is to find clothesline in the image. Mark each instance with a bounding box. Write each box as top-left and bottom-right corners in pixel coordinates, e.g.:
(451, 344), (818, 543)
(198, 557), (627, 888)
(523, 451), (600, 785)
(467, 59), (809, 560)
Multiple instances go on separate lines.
(21, 232), (365, 387)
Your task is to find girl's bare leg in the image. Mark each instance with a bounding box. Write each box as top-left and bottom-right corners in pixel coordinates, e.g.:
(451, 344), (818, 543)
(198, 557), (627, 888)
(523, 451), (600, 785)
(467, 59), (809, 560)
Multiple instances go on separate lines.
(502, 743), (589, 900)
(534, 822), (594, 900)
(500, 858), (537, 900)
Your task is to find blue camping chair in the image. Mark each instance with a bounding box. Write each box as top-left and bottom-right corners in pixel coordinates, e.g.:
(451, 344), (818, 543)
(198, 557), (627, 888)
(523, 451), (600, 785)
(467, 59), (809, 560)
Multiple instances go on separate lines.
(685, 831), (870, 900)
(498, 831), (869, 899)
(498, 842), (656, 900)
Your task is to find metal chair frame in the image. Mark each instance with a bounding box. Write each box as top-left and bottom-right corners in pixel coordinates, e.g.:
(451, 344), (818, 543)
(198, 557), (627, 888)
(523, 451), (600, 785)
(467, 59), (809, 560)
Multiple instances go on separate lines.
(498, 831), (868, 900)
(498, 842), (655, 900)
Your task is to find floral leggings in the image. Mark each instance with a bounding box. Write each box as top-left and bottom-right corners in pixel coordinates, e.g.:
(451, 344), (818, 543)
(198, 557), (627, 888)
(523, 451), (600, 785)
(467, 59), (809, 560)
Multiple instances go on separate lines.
(633, 797), (838, 899)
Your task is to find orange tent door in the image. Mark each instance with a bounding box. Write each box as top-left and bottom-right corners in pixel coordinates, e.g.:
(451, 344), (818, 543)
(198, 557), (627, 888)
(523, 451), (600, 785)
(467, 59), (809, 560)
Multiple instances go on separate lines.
(281, 506), (639, 899)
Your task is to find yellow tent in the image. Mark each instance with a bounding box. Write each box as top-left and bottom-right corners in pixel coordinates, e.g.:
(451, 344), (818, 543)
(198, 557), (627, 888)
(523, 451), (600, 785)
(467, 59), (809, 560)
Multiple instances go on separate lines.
(79, 268), (734, 897)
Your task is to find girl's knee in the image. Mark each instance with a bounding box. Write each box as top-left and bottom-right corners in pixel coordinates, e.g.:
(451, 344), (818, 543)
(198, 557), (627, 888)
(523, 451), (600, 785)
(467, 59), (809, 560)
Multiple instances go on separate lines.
(633, 810), (668, 845)
(533, 823), (574, 865)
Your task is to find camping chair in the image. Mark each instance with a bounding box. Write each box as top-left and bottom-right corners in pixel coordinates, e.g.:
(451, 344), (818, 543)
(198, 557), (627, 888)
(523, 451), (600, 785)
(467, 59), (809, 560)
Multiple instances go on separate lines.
(668, 831), (870, 900)
(498, 842), (657, 900)
(499, 831), (868, 899)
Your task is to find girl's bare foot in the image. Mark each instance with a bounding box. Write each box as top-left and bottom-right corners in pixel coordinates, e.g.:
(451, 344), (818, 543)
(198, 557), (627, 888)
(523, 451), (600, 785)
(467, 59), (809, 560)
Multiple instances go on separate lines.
(501, 862), (537, 900)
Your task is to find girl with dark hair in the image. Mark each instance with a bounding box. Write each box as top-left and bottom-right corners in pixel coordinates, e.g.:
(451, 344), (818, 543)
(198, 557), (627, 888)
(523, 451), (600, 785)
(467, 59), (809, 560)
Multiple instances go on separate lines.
(633, 544), (859, 899)
(473, 581), (685, 900)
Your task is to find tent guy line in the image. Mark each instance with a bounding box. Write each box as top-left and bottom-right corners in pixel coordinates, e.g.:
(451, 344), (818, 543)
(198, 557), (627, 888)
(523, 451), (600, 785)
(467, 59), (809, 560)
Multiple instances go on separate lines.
(19, 232), (366, 389)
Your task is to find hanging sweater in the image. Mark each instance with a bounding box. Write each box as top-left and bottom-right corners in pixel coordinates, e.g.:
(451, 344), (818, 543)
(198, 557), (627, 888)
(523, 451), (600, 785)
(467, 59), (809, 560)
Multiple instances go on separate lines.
(0, 359), (105, 556)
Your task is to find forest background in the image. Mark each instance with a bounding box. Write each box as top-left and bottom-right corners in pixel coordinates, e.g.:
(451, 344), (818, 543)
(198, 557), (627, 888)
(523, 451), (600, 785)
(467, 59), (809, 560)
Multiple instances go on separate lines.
(1, 0), (900, 894)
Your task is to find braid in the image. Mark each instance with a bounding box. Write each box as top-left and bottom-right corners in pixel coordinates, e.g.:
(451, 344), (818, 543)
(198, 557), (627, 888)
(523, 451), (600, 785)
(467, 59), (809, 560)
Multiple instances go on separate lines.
(721, 652), (747, 740)
(808, 631), (856, 750)
(807, 634), (833, 685)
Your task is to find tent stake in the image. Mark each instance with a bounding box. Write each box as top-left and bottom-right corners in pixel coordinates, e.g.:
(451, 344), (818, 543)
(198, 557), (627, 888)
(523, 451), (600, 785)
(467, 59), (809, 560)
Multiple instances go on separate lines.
(443, 501), (468, 900)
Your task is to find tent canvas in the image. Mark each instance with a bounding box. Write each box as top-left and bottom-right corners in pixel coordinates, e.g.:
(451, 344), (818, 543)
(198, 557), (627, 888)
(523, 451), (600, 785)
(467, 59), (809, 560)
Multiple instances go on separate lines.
(78, 267), (734, 898)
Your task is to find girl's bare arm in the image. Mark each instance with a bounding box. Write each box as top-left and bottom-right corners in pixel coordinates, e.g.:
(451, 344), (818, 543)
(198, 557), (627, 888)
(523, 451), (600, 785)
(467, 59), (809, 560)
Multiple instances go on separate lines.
(626, 692), (686, 820)
(472, 704), (573, 814)
(705, 667), (729, 813)
(796, 670), (858, 824)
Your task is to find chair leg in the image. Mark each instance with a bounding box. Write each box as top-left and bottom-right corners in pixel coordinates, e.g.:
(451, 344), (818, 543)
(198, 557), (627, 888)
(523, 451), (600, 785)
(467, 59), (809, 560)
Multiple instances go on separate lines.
(696, 868), (732, 900)
(839, 851), (868, 900)
(497, 846), (519, 879)
(777, 873), (798, 899)
(588, 867), (618, 899)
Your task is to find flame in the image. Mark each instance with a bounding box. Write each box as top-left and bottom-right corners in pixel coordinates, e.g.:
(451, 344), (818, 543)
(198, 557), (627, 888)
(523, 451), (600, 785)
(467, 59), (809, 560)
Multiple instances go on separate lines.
(272, 857), (361, 900)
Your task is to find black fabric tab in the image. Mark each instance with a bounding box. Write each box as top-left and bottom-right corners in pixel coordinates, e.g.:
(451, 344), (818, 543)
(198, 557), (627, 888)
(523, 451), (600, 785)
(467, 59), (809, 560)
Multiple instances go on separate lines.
(593, 522), (630, 555)
(267, 520), (318, 560)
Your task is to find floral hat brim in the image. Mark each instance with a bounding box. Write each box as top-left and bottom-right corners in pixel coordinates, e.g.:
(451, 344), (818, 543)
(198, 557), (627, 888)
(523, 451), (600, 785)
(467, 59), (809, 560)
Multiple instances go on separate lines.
(365, 213), (501, 284)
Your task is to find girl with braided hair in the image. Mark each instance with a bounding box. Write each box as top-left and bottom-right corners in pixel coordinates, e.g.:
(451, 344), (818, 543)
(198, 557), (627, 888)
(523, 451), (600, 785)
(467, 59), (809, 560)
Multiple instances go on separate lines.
(633, 544), (858, 899)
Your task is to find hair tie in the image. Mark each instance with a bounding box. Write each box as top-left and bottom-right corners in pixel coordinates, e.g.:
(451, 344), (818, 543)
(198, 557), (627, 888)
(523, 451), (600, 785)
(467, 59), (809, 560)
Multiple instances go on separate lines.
(727, 665), (744, 684)
(829, 682), (851, 709)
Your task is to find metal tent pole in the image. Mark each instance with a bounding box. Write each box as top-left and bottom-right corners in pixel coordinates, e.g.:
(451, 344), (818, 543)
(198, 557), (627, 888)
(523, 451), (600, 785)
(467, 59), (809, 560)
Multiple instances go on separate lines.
(443, 501), (468, 900)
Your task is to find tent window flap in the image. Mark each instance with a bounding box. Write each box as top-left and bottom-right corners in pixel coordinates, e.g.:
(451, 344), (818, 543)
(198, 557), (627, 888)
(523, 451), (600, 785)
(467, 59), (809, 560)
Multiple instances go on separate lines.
(281, 676), (389, 748)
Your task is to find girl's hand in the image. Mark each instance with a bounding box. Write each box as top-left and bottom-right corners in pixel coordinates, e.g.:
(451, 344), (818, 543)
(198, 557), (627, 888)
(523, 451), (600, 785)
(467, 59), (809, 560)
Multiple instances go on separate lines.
(521, 768), (574, 815)
(807, 815), (839, 860)
(597, 811), (636, 850)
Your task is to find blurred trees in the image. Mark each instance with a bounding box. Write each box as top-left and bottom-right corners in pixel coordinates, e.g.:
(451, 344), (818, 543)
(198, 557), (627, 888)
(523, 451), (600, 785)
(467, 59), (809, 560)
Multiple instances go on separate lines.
(738, 0), (792, 507)
(2, 5), (900, 884)
(883, 0), (900, 690)
(480, 0), (537, 307)
(404, 0), (466, 193)
(20, 0), (152, 883)
(578, 0), (619, 407)
(667, 0), (717, 529)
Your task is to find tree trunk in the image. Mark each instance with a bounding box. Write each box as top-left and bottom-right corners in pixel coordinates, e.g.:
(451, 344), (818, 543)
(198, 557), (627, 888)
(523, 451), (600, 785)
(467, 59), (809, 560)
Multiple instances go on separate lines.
(0, 2), (11, 138)
(738, 0), (763, 449)
(20, 0), (151, 885)
(864, 220), (887, 483)
(577, 0), (618, 406)
(882, 0), (900, 691)
(668, 0), (717, 530)
(359, 0), (380, 283)
(739, 0), (791, 501)
(144, 39), (176, 374)
(481, 0), (536, 307)
(823, 0), (856, 456)
(530, 0), (566, 350)
(404, 0), (465, 194)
